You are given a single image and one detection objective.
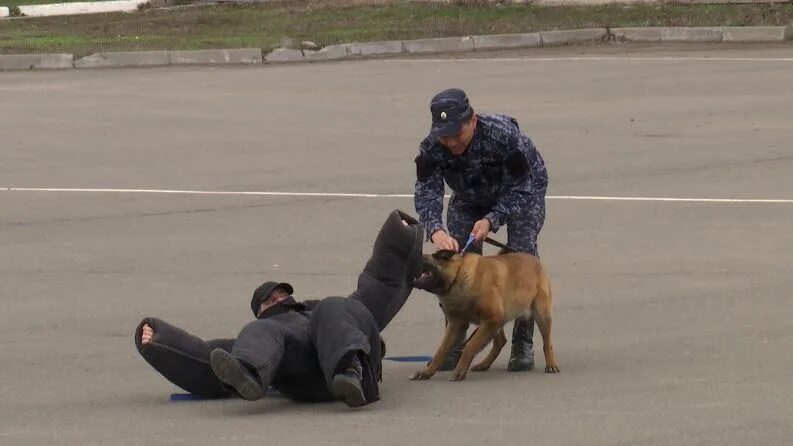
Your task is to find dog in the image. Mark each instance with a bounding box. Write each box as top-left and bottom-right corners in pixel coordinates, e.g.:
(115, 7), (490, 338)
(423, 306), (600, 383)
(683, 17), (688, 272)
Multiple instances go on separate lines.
(410, 249), (559, 381)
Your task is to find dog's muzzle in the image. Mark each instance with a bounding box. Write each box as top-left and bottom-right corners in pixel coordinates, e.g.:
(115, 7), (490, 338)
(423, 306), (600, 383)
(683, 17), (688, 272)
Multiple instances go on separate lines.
(410, 262), (446, 294)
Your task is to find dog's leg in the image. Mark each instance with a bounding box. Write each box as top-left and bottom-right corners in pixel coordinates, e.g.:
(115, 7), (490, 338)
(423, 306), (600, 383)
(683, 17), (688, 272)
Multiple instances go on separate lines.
(449, 322), (501, 381)
(411, 319), (468, 381)
(532, 283), (559, 373)
(471, 327), (507, 372)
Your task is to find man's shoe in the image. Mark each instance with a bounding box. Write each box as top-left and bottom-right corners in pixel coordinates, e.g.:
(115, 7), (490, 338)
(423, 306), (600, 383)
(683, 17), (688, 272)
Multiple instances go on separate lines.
(209, 349), (264, 401)
(507, 319), (535, 372)
(331, 353), (368, 408)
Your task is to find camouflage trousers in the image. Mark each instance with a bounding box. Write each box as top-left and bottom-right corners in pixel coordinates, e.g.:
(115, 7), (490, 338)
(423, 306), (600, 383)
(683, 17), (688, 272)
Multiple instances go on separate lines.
(446, 194), (546, 257)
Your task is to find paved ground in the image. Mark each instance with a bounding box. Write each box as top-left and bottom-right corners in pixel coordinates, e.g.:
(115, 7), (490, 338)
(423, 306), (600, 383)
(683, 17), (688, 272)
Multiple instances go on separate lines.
(1, 43), (792, 445)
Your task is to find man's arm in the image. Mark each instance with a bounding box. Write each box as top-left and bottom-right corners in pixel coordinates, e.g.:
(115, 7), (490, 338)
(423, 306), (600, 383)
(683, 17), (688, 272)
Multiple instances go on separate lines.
(485, 133), (547, 233)
(135, 317), (234, 398)
(413, 148), (446, 241)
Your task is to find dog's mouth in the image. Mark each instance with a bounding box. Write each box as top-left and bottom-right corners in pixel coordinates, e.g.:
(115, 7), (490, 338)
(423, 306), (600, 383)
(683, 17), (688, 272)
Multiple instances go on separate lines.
(411, 262), (446, 293)
(413, 263), (437, 282)
(418, 269), (434, 281)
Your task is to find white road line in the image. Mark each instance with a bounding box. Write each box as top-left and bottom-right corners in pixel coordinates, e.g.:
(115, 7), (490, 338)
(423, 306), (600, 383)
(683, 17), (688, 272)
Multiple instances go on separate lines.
(386, 56), (793, 63)
(3, 187), (793, 203)
(3, 187), (406, 198)
(551, 195), (793, 203)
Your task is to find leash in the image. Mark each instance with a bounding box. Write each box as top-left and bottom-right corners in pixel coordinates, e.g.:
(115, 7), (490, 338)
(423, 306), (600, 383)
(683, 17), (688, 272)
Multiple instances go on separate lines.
(460, 234), (476, 253)
(484, 236), (517, 253)
(460, 234), (517, 254)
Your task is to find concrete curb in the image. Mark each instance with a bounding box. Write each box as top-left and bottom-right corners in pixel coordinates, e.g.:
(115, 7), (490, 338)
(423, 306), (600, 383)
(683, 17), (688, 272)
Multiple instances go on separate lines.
(404, 36), (475, 54)
(169, 48), (262, 65)
(722, 26), (793, 42)
(349, 41), (404, 57)
(661, 26), (724, 42)
(75, 50), (170, 68)
(17, 0), (147, 17)
(610, 25), (792, 43)
(472, 33), (542, 50)
(0, 53), (74, 71)
(70, 48), (262, 68)
(541, 28), (609, 46)
(2, 26), (792, 72)
(610, 27), (664, 42)
(264, 48), (304, 63)
(304, 44), (351, 61)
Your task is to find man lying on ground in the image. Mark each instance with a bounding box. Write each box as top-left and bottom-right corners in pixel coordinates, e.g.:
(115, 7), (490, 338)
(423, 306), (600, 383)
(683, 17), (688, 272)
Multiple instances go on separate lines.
(134, 209), (424, 408)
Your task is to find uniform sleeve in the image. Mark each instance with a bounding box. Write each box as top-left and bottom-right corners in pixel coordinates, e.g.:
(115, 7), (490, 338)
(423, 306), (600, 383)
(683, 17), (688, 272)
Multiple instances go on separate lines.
(413, 143), (445, 240)
(485, 131), (547, 233)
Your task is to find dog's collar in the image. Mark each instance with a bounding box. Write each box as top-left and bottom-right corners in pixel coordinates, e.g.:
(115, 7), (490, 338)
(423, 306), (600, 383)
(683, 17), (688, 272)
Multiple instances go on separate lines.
(443, 263), (465, 295)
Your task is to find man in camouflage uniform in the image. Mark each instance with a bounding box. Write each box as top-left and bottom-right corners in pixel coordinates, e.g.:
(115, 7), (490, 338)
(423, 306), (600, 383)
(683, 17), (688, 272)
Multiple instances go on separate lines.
(413, 88), (548, 372)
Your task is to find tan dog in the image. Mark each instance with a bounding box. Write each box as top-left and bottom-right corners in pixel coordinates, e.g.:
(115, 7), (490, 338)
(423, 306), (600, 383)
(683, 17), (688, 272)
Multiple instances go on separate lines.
(410, 249), (559, 381)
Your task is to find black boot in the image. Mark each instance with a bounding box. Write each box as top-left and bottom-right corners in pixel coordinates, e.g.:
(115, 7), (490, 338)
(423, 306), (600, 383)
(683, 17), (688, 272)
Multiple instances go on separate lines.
(209, 349), (265, 401)
(507, 319), (535, 372)
(331, 352), (368, 408)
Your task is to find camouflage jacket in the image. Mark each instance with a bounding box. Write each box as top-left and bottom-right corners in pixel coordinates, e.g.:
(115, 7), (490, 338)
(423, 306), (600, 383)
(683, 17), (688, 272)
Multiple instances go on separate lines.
(413, 114), (548, 239)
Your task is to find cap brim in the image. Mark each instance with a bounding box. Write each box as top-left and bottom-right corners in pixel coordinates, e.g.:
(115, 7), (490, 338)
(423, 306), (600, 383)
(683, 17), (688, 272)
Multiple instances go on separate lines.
(430, 120), (463, 138)
(275, 282), (294, 295)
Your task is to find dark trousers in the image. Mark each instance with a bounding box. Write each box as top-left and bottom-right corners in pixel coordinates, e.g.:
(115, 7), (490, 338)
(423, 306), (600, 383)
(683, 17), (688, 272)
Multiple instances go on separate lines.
(227, 296), (383, 402)
(446, 194), (545, 257)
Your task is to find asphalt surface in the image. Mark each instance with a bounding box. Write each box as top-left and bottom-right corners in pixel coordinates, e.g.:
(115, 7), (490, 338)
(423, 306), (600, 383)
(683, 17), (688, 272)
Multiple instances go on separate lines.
(2, 43), (792, 445)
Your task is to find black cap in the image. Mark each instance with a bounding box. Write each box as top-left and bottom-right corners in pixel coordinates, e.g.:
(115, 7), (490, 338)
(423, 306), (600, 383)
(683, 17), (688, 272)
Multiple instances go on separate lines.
(429, 88), (474, 137)
(250, 281), (294, 316)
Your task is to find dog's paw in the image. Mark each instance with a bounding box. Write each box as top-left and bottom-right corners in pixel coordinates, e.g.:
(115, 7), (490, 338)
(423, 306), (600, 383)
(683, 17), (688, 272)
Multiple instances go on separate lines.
(545, 364), (560, 373)
(410, 370), (434, 381)
(449, 370), (467, 382)
(470, 363), (490, 372)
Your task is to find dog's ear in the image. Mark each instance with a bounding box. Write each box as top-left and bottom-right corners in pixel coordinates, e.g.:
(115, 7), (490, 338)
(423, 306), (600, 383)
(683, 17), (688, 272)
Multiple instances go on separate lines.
(432, 249), (457, 262)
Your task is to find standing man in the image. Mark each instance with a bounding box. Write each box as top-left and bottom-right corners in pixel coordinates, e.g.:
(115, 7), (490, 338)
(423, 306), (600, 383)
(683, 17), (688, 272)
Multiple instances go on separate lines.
(413, 88), (549, 372)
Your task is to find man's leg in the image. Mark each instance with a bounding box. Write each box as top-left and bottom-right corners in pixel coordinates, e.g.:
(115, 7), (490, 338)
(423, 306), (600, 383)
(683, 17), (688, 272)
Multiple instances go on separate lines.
(209, 319), (286, 401)
(346, 209), (424, 330)
(504, 194), (546, 372)
(505, 195), (544, 258)
(134, 318), (234, 398)
(309, 296), (382, 408)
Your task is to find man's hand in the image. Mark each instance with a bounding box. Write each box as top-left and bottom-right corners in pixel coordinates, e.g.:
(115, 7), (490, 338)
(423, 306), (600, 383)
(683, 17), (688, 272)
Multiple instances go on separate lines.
(141, 324), (154, 345)
(431, 230), (460, 252)
(470, 218), (491, 242)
